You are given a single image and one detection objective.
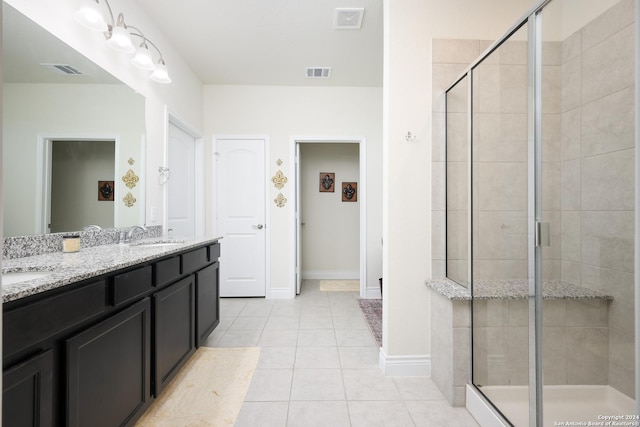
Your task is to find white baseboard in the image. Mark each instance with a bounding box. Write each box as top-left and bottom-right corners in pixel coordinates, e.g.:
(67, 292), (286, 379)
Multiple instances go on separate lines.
(378, 348), (431, 376)
(466, 385), (509, 427)
(302, 270), (359, 280)
(364, 287), (382, 299)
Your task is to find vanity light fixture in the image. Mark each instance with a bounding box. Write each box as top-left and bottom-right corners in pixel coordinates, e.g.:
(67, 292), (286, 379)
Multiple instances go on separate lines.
(73, 0), (171, 83)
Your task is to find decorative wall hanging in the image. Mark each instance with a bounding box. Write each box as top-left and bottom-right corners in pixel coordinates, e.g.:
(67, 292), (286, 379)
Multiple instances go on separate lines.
(319, 173), (335, 192)
(128, 157), (136, 165)
(123, 192), (137, 207)
(122, 169), (139, 189)
(272, 170), (288, 190)
(274, 193), (287, 208)
(276, 159), (283, 166)
(98, 181), (114, 201)
(342, 182), (357, 202)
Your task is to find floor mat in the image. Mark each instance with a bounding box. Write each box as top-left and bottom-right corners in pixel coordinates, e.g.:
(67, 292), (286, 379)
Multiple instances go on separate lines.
(358, 298), (382, 347)
(319, 280), (360, 291)
(135, 347), (260, 427)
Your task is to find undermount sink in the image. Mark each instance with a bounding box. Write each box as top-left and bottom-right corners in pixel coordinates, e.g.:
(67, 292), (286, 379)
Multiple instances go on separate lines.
(132, 240), (185, 248)
(2, 271), (53, 285)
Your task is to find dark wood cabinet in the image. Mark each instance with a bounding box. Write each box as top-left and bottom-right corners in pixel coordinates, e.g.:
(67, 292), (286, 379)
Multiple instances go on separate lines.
(196, 262), (220, 347)
(2, 241), (220, 427)
(66, 298), (151, 427)
(153, 276), (196, 395)
(3, 350), (53, 427)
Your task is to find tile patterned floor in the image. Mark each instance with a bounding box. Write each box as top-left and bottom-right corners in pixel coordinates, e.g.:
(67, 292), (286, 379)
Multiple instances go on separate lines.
(203, 279), (479, 427)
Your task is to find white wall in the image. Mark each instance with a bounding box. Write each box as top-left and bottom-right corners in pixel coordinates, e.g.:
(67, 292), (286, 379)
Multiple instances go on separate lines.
(300, 143), (360, 279)
(3, 83), (144, 236)
(6, 0), (204, 231)
(204, 85), (382, 296)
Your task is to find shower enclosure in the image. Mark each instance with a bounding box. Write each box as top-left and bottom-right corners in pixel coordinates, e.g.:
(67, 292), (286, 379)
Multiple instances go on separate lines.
(444, 0), (637, 425)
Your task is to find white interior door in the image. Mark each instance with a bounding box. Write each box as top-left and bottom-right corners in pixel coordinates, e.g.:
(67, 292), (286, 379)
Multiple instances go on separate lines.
(216, 138), (266, 297)
(168, 123), (196, 239)
(295, 143), (302, 294)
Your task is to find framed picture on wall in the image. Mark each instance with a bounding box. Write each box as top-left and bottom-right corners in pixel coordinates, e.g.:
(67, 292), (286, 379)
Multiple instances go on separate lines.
(342, 182), (357, 202)
(319, 172), (335, 192)
(98, 181), (115, 201)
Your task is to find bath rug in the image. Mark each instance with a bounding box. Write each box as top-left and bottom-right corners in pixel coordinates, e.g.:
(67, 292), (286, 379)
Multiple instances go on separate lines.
(319, 280), (360, 292)
(135, 347), (260, 427)
(358, 298), (382, 347)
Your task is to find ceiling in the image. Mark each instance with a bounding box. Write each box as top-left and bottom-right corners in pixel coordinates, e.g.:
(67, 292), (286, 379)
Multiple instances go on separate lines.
(133, 0), (383, 87)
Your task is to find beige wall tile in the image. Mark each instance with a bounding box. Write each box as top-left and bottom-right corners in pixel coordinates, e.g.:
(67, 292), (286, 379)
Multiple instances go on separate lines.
(473, 63), (501, 113)
(432, 39), (480, 64)
(499, 39), (527, 65)
(608, 327), (635, 398)
(508, 300), (528, 327)
(542, 113), (561, 162)
(566, 299), (609, 327)
(561, 57), (581, 112)
(446, 162), (469, 211)
(447, 113), (470, 162)
(477, 162), (528, 211)
(432, 260), (446, 280)
(582, 149), (635, 211)
(566, 327), (608, 384)
(561, 107), (581, 161)
(432, 161), (446, 211)
(542, 326), (568, 385)
(433, 63), (470, 108)
(543, 162), (561, 211)
(542, 65), (561, 114)
(561, 260), (582, 285)
(432, 210), (445, 260)
(499, 64), (528, 114)
(473, 300), (510, 327)
(581, 86), (635, 157)
(432, 112), (446, 162)
(581, 264), (634, 334)
(474, 211), (527, 261)
(582, 211), (634, 273)
(542, 41), (562, 66)
(543, 300), (567, 327)
(581, 25), (634, 105)
(561, 211), (581, 263)
(561, 159), (581, 211)
(473, 260), (528, 281)
(452, 301), (471, 328)
(452, 327), (471, 386)
(474, 113), (527, 162)
(562, 31), (581, 64)
(447, 77), (470, 113)
(581, 0), (635, 52)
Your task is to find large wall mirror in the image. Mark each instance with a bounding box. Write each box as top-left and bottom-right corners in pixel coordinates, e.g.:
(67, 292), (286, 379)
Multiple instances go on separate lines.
(2, 2), (146, 237)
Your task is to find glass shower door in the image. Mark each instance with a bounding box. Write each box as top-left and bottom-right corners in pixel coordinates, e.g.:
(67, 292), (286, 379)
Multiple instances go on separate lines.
(471, 22), (533, 427)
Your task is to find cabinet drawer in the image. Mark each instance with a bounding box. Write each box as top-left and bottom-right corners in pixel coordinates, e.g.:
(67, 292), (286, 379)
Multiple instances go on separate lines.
(4, 280), (107, 358)
(182, 247), (208, 274)
(112, 266), (153, 306)
(208, 243), (220, 262)
(154, 256), (181, 288)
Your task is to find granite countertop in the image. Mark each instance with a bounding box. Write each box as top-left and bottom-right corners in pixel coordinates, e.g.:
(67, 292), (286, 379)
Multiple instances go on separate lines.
(2, 237), (222, 303)
(426, 278), (614, 301)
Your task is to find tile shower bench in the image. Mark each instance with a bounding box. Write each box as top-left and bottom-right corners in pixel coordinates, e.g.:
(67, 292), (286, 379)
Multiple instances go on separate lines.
(425, 278), (613, 407)
(2, 237), (221, 427)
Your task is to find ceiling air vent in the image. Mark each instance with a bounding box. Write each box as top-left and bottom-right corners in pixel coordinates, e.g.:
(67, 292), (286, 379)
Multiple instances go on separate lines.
(305, 67), (332, 79)
(41, 63), (84, 75)
(334, 8), (364, 30)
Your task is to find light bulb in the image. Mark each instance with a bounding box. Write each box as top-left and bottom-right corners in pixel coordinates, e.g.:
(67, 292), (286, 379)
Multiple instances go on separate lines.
(132, 43), (155, 70)
(73, 0), (108, 32)
(107, 25), (135, 54)
(150, 61), (171, 84)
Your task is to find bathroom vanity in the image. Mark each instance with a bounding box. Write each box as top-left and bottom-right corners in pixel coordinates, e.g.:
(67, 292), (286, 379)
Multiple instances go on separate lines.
(2, 238), (221, 427)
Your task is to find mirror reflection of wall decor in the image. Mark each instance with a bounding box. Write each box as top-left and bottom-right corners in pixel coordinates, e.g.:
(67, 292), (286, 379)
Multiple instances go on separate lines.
(123, 192), (137, 208)
(272, 169), (288, 190)
(342, 182), (357, 202)
(122, 168), (139, 189)
(98, 181), (115, 201)
(274, 192), (287, 208)
(320, 172), (335, 192)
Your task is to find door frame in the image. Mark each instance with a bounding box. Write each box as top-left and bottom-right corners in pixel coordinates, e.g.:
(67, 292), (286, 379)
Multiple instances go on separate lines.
(164, 113), (205, 238)
(290, 136), (368, 299)
(36, 133), (121, 234)
(212, 134), (271, 297)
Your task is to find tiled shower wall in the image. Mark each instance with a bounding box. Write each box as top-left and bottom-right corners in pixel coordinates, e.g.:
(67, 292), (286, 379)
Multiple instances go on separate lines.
(431, 0), (635, 398)
(558, 0), (636, 397)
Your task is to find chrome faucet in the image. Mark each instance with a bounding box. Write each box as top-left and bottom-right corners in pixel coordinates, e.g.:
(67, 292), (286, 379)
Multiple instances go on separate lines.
(125, 225), (146, 243)
(83, 225), (102, 232)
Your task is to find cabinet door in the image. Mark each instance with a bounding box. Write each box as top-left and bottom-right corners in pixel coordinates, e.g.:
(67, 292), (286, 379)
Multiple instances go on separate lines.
(196, 262), (220, 347)
(66, 298), (151, 427)
(154, 276), (196, 395)
(3, 350), (53, 427)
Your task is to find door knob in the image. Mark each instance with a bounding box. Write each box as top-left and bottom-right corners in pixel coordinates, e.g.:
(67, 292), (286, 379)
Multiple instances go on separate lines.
(256, 224), (264, 229)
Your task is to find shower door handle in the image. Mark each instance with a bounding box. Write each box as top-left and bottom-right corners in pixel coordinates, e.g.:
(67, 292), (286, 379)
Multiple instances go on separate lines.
(535, 222), (551, 247)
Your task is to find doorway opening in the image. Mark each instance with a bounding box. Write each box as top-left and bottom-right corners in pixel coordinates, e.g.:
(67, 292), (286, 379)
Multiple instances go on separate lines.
(292, 137), (367, 298)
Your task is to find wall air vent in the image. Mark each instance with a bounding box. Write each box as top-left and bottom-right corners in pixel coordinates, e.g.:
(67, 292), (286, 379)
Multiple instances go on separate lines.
(334, 8), (364, 29)
(305, 67), (332, 79)
(41, 63), (84, 75)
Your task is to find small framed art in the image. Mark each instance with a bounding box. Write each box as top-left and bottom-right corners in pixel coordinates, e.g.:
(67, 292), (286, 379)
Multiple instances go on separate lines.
(319, 173), (335, 192)
(342, 182), (357, 202)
